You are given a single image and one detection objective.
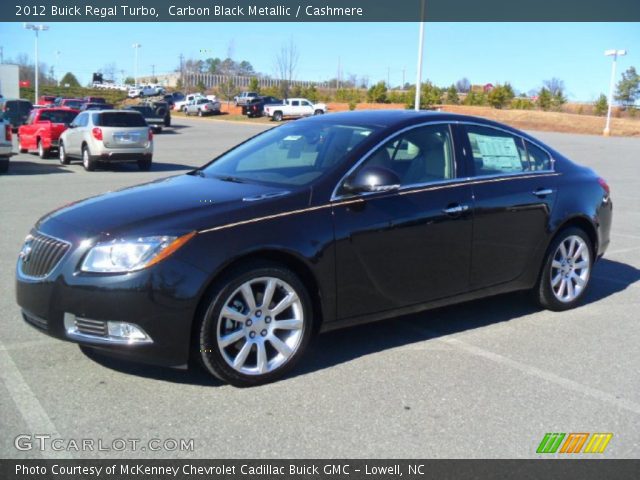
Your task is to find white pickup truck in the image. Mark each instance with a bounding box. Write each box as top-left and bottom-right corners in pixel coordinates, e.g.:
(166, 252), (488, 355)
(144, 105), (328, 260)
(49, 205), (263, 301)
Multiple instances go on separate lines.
(174, 93), (219, 112)
(263, 98), (327, 121)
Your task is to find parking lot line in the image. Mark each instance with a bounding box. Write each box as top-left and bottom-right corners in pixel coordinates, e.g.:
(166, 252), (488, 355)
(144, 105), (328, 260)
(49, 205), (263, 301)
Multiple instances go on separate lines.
(0, 341), (73, 459)
(402, 322), (640, 416)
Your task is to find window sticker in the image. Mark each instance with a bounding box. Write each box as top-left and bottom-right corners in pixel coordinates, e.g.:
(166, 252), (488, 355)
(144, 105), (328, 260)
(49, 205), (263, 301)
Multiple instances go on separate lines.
(471, 133), (522, 172)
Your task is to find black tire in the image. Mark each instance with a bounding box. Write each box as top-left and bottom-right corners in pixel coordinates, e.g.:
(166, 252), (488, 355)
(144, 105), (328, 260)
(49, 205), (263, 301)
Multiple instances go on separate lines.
(534, 227), (594, 311)
(59, 141), (70, 165)
(273, 111), (283, 122)
(164, 116), (171, 127)
(314, 109), (324, 115)
(198, 109), (203, 117)
(0, 158), (9, 173)
(196, 261), (314, 387)
(19, 147), (27, 154)
(38, 139), (49, 159)
(137, 157), (152, 171)
(82, 145), (96, 171)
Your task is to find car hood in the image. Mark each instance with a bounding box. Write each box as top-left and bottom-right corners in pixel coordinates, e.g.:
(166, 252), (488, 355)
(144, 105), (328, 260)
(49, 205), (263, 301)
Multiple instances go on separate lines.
(38, 174), (300, 239)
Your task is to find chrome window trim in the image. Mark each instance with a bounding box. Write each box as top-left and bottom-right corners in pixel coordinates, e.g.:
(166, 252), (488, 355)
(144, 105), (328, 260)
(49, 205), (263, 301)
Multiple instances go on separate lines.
(330, 120), (556, 202)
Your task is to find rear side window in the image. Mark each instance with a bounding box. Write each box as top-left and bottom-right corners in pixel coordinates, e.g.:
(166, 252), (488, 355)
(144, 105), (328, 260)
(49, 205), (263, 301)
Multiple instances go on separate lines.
(6, 101), (33, 115)
(465, 125), (529, 175)
(525, 141), (552, 171)
(96, 112), (147, 127)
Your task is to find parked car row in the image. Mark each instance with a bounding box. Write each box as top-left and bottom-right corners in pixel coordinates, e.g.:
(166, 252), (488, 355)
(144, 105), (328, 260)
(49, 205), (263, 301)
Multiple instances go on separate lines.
(128, 85), (166, 98)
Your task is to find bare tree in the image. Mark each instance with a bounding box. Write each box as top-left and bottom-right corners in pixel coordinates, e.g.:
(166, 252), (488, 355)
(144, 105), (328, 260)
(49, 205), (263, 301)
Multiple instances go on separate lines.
(274, 38), (299, 99)
(101, 63), (118, 82)
(543, 78), (565, 97)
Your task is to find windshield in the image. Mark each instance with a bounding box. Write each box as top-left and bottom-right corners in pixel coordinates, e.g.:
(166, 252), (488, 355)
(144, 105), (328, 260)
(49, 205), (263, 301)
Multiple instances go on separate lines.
(201, 121), (378, 186)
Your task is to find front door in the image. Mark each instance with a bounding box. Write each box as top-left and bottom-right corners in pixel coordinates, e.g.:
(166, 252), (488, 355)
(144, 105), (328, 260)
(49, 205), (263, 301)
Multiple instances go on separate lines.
(332, 123), (473, 319)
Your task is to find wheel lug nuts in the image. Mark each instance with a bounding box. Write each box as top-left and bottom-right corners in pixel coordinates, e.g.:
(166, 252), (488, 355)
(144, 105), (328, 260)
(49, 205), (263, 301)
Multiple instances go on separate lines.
(249, 331), (256, 339)
(255, 310), (262, 317)
(261, 329), (267, 337)
(246, 320), (252, 326)
(265, 317), (271, 323)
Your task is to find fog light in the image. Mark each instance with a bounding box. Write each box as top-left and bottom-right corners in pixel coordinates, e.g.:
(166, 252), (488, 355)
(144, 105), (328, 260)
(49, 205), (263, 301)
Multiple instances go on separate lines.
(107, 321), (150, 342)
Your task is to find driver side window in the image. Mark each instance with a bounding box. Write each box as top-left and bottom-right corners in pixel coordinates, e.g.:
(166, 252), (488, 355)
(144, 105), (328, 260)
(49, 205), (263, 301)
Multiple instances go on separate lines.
(358, 124), (455, 187)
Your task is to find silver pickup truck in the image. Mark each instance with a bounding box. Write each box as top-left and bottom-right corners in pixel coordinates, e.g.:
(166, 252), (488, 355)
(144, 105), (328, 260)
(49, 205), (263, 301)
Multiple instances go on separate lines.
(0, 116), (15, 173)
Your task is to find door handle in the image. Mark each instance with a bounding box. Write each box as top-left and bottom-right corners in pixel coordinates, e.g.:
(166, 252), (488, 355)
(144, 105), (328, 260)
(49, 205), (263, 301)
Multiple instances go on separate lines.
(442, 204), (469, 215)
(533, 188), (553, 197)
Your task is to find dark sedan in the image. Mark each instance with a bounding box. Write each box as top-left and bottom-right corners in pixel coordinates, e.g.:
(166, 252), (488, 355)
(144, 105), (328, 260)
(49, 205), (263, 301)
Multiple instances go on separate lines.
(15, 111), (612, 386)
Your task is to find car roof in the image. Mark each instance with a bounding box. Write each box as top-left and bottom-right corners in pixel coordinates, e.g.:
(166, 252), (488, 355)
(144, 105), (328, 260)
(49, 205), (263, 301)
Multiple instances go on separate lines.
(304, 109), (523, 132)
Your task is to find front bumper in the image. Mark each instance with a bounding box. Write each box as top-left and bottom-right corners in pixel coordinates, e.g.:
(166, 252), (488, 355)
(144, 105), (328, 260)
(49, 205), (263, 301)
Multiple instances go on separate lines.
(16, 228), (209, 368)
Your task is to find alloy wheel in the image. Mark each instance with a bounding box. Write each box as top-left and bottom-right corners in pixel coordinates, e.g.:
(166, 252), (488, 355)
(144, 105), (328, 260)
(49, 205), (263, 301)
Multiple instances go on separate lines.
(550, 235), (591, 303)
(215, 277), (304, 376)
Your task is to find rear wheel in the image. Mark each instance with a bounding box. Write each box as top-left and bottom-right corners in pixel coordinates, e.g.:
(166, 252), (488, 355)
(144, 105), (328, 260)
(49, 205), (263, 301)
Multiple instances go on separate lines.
(196, 262), (313, 387)
(314, 109), (324, 115)
(138, 157), (152, 171)
(198, 109), (203, 117)
(59, 141), (70, 165)
(273, 111), (283, 122)
(38, 140), (49, 159)
(534, 227), (593, 311)
(82, 146), (96, 171)
(0, 158), (9, 173)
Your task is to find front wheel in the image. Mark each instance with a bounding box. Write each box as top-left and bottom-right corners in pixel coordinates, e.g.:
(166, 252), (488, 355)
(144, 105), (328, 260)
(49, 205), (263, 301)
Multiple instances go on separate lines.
(59, 141), (70, 165)
(82, 146), (96, 171)
(314, 109), (324, 115)
(196, 262), (313, 387)
(534, 227), (593, 311)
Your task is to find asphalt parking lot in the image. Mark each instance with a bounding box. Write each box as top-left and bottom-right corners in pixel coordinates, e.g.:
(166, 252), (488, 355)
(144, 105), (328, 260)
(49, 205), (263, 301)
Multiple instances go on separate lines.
(0, 117), (638, 459)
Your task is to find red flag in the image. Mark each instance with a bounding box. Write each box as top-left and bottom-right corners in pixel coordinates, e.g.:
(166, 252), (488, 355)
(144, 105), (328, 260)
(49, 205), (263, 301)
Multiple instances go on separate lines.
(19, 80), (31, 87)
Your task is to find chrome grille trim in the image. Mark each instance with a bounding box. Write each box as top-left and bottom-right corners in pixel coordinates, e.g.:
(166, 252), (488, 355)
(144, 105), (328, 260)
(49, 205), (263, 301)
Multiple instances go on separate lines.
(75, 317), (108, 337)
(18, 232), (71, 279)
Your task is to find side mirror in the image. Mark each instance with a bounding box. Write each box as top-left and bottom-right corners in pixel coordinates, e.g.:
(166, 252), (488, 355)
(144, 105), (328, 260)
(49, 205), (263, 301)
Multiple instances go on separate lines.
(343, 166), (401, 194)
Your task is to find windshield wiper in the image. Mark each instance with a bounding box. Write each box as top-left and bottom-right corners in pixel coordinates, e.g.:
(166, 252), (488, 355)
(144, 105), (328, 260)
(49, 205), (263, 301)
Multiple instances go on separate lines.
(215, 175), (246, 183)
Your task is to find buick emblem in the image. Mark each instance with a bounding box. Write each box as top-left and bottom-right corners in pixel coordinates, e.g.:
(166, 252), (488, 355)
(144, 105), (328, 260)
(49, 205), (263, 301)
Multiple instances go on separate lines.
(19, 236), (33, 263)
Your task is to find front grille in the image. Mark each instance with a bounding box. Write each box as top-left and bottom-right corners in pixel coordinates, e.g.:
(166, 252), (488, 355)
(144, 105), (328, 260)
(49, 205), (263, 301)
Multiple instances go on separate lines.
(75, 317), (108, 337)
(23, 311), (48, 331)
(20, 232), (70, 278)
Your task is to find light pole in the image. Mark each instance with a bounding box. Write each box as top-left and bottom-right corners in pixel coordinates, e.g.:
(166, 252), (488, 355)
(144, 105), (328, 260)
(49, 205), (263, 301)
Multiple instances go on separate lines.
(54, 50), (61, 86)
(603, 49), (627, 136)
(24, 23), (49, 104)
(132, 43), (141, 86)
(414, 0), (425, 111)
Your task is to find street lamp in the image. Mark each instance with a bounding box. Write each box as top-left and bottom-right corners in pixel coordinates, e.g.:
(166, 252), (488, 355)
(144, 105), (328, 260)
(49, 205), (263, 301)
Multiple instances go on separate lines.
(414, 0), (426, 111)
(24, 23), (49, 104)
(603, 49), (627, 136)
(132, 43), (141, 86)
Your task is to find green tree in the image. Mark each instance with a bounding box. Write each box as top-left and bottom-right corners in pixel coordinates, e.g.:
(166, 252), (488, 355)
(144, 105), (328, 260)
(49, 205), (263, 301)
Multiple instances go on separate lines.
(537, 87), (553, 111)
(614, 66), (640, 107)
(594, 94), (608, 116)
(248, 77), (260, 94)
(60, 72), (81, 88)
(446, 84), (460, 104)
(487, 83), (515, 109)
(301, 84), (318, 102)
(511, 98), (534, 110)
(367, 81), (388, 103)
(462, 90), (487, 106)
(196, 80), (206, 92)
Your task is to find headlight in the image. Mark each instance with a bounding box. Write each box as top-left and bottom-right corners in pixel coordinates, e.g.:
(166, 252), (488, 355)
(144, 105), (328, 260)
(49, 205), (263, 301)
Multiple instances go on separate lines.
(80, 232), (196, 273)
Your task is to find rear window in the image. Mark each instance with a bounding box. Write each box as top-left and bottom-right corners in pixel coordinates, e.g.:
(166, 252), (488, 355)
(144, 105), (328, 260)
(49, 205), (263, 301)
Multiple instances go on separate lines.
(129, 106), (154, 116)
(63, 100), (84, 109)
(6, 100), (33, 114)
(39, 110), (78, 124)
(96, 112), (147, 127)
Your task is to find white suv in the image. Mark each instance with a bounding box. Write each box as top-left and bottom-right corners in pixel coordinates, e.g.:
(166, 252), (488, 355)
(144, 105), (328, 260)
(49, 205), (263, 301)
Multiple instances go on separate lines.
(58, 110), (153, 171)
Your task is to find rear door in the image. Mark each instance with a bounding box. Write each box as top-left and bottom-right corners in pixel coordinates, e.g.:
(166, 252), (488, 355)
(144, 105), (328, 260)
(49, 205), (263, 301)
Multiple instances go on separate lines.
(19, 111), (37, 150)
(459, 124), (559, 288)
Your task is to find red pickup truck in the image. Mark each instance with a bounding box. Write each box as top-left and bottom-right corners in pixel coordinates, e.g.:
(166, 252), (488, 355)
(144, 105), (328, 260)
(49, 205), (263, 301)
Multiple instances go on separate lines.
(18, 108), (79, 159)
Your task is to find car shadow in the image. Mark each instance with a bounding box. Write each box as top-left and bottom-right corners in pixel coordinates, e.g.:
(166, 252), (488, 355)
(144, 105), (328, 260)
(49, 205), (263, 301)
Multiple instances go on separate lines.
(94, 162), (195, 173)
(81, 258), (639, 386)
(4, 158), (73, 175)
